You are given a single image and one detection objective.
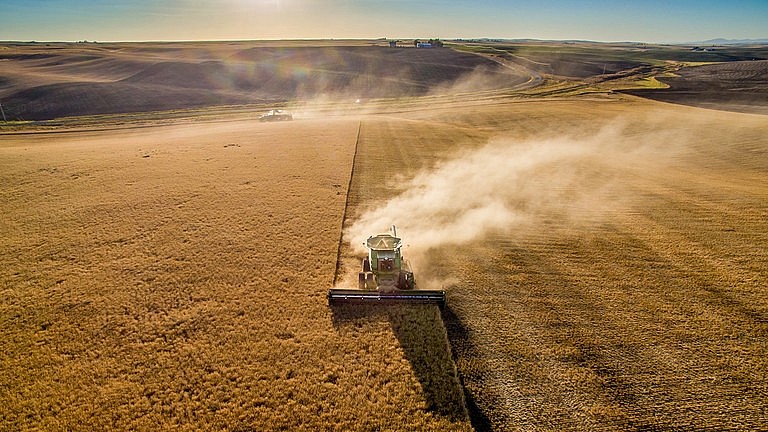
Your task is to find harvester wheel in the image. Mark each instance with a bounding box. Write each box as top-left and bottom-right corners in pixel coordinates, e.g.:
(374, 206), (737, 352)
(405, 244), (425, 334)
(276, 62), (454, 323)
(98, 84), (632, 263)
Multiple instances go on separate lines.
(362, 257), (371, 272)
(365, 273), (375, 289)
(397, 272), (407, 289)
(358, 272), (366, 290)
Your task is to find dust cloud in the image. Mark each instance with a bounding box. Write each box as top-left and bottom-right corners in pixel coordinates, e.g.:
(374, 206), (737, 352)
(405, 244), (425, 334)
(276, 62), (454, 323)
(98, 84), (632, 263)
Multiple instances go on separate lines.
(346, 120), (685, 275)
(428, 65), (520, 96)
(289, 64), (523, 119)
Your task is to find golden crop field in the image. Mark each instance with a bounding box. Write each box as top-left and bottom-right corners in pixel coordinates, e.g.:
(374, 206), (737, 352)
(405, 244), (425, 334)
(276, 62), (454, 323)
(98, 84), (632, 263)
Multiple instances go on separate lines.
(2, 41), (767, 431)
(0, 117), (471, 430)
(340, 97), (768, 430)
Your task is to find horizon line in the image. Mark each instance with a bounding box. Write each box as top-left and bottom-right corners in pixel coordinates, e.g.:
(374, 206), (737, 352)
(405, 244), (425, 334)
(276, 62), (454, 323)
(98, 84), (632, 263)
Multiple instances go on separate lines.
(3, 36), (768, 46)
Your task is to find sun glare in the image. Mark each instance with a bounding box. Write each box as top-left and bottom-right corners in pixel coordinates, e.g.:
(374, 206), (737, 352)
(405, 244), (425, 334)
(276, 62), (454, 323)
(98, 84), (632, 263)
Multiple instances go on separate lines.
(236, 0), (290, 7)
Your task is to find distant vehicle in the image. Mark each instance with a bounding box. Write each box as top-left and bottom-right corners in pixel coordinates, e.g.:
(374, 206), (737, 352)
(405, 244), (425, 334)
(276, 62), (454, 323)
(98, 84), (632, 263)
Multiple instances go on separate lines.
(259, 109), (293, 122)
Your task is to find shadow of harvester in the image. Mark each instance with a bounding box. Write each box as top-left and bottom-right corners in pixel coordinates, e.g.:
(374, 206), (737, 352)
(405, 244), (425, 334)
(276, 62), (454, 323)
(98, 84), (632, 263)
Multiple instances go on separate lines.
(331, 303), (468, 422)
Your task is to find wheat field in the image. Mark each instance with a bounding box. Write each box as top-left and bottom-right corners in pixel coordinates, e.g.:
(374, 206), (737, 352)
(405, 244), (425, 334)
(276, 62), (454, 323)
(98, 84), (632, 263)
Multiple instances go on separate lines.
(0, 117), (473, 430)
(2, 44), (767, 430)
(341, 96), (768, 430)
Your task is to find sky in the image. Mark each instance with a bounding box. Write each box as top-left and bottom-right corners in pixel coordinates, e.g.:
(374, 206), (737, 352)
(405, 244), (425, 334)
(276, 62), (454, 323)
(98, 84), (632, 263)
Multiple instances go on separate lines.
(1, 0), (766, 43)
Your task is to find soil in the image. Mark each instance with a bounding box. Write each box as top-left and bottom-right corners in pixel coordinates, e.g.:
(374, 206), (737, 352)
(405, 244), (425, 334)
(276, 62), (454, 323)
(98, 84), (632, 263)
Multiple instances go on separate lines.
(624, 60), (768, 115)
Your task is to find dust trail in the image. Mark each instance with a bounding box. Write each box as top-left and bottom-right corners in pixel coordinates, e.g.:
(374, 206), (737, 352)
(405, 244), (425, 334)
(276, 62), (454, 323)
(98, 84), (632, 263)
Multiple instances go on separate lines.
(289, 63), (523, 119)
(428, 65), (522, 96)
(346, 121), (683, 276)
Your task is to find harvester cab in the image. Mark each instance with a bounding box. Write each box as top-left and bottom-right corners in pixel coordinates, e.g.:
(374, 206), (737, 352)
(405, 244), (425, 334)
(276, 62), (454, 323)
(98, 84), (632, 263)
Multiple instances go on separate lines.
(360, 228), (413, 291)
(328, 226), (445, 307)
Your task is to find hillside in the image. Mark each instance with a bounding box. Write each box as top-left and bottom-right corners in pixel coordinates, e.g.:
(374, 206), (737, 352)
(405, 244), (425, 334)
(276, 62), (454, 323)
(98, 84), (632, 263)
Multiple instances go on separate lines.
(625, 60), (768, 115)
(0, 42), (528, 120)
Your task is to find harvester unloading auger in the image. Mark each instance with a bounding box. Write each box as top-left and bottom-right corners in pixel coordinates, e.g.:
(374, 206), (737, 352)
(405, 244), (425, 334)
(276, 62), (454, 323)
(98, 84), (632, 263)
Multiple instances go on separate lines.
(328, 226), (446, 307)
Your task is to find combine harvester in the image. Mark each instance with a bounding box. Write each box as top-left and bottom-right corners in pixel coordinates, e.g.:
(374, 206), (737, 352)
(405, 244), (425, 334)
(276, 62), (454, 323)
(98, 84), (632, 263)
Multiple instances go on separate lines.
(328, 226), (446, 308)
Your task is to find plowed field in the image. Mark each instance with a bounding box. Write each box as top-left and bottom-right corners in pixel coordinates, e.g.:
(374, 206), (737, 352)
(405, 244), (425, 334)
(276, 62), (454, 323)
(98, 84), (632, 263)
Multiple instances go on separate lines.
(0, 41), (527, 120)
(626, 60), (768, 115)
